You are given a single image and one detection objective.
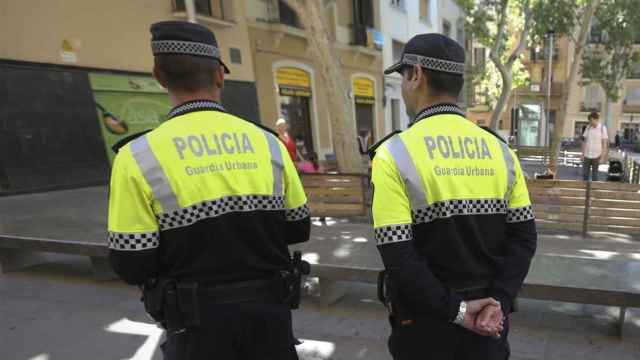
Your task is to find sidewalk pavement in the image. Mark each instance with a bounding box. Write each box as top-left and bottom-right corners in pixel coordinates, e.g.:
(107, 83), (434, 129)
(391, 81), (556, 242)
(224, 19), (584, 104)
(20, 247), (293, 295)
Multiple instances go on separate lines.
(2, 188), (640, 359)
(1, 253), (639, 360)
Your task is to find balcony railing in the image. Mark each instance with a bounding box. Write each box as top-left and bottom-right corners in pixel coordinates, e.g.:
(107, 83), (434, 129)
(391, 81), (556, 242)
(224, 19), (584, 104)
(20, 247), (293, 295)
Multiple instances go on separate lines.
(580, 102), (602, 112)
(623, 100), (640, 113)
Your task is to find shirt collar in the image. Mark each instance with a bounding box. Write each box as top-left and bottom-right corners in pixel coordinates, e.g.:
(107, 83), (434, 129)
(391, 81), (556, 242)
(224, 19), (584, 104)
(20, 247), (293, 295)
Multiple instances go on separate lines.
(410, 103), (465, 127)
(167, 99), (226, 119)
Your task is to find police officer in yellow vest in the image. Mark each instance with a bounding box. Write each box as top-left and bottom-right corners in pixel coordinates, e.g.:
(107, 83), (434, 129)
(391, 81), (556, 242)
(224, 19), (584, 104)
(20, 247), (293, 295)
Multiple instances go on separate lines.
(108, 21), (309, 359)
(371, 34), (537, 359)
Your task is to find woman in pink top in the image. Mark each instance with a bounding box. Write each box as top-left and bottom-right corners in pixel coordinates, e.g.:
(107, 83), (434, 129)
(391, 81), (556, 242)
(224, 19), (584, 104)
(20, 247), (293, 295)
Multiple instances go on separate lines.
(275, 118), (297, 162)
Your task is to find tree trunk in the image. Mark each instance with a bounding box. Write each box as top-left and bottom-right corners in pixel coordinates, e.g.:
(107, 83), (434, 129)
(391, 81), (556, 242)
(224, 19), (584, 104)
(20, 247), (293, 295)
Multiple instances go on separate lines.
(283, 0), (363, 173)
(489, 0), (532, 131)
(490, 65), (512, 131)
(547, 0), (600, 175)
(602, 97), (611, 135)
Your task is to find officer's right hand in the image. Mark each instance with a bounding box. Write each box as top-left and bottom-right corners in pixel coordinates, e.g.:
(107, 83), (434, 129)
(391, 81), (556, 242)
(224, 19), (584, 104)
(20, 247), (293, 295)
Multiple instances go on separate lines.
(462, 298), (503, 337)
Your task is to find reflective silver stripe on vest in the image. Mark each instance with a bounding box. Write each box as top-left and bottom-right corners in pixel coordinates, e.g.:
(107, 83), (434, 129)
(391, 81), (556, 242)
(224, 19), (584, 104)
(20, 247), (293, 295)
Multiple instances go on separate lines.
(130, 135), (180, 213)
(386, 136), (428, 209)
(264, 132), (283, 195)
(498, 141), (515, 200)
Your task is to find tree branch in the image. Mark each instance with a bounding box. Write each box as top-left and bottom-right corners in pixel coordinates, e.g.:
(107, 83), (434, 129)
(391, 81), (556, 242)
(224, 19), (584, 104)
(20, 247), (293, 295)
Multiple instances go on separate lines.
(507, 0), (532, 66)
(489, 0), (509, 64)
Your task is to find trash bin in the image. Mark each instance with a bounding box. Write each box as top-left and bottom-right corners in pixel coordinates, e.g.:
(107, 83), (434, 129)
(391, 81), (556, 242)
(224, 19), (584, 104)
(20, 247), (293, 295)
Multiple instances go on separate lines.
(607, 159), (624, 181)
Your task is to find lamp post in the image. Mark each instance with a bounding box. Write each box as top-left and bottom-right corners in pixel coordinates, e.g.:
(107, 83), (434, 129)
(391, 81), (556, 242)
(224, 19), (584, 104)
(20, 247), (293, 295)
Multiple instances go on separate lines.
(545, 30), (555, 148)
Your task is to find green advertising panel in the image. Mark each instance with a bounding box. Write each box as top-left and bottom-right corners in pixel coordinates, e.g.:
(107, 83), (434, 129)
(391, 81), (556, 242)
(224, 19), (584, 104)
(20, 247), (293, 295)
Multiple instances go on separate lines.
(90, 73), (171, 163)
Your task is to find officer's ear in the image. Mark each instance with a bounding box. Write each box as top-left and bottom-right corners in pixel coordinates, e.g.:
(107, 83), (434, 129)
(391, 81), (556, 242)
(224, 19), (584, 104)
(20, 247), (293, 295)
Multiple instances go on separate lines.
(213, 63), (225, 90)
(409, 65), (424, 91)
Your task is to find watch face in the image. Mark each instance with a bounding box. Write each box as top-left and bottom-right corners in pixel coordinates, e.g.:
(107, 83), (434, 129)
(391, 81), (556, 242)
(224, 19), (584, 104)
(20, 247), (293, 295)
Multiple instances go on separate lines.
(103, 114), (129, 135)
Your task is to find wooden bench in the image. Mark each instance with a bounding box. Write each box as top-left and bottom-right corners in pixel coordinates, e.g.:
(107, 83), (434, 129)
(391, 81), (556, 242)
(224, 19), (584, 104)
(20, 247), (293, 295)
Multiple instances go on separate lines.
(307, 255), (640, 338)
(301, 173), (369, 218)
(0, 234), (114, 280)
(528, 180), (640, 235)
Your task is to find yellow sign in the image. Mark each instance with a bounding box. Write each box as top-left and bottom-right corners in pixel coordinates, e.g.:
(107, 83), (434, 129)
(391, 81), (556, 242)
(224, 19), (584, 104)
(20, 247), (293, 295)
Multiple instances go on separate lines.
(353, 77), (375, 104)
(276, 67), (311, 89)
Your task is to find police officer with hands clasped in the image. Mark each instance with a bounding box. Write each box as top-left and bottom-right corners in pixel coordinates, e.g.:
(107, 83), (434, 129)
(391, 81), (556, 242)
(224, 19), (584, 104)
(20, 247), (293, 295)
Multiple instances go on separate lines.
(370, 34), (537, 359)
(107, 21), (310, 359)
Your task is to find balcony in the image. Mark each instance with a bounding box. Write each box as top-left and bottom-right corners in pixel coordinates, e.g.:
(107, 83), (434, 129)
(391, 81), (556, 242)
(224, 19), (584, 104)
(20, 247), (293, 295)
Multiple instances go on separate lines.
(623, 100), (640, 113)
(172, 0), (235, 27)
(352, 25), (383, 50)
(580, 102), (602, 112)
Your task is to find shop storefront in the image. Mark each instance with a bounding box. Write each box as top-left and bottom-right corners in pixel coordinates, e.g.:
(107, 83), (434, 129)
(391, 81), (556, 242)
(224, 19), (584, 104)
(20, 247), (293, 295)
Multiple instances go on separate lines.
(275, 66), (315, 159)
(352, 76), (376, 154)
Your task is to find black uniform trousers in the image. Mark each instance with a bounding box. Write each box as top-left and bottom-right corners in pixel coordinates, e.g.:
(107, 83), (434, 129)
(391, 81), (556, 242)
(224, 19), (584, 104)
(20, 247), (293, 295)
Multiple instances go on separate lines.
(388, 314), (510, 360)
(161, 302), (298, 360)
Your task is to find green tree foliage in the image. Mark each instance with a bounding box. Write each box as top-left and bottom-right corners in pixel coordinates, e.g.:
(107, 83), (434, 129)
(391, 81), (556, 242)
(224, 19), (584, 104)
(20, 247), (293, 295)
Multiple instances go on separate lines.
(460, 0), (532, 130)
(580, 0), (640, 105)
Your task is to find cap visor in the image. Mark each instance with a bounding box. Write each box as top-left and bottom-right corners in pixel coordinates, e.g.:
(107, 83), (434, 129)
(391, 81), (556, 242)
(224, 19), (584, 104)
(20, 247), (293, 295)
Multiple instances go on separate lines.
(220, 60), (230, 74)
(384, 61), (403, 75)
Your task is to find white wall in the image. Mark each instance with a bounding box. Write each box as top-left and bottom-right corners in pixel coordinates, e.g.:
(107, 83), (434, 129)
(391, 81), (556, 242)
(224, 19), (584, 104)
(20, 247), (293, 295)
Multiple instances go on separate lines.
(380, 0), (442, 133)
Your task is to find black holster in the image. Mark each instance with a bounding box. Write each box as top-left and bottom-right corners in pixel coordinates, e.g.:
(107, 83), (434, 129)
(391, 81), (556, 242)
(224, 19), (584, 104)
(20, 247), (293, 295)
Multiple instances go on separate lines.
(141, 278), (200, 334)
(377, 270), (414, 326)
(281, 251), (311, 310)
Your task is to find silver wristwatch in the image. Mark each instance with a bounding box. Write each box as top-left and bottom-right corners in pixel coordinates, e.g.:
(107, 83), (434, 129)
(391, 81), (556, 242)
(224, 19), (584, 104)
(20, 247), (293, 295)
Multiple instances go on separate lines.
(453, 300), (467, 326)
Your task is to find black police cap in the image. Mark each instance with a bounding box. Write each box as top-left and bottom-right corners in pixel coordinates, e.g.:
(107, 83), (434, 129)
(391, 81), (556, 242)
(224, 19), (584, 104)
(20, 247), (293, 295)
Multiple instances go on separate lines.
(150, 21), (230, 74)
(384, 33), (465, 76)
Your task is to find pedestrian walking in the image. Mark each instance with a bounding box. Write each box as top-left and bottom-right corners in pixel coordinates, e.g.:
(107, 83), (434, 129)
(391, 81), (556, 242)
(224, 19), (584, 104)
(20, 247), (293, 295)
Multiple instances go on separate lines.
(107, 21), (310, 359)
(369, 33), (537, 360)
(581, 111), (608, 181)
(276, 118), (297, 162)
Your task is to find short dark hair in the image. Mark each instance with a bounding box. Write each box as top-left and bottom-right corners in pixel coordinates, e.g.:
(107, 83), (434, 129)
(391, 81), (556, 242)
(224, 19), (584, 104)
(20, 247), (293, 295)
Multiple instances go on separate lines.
(588, 111), (599, 121)
(404, 66), (464, 98)
(154, 54), (220, 93)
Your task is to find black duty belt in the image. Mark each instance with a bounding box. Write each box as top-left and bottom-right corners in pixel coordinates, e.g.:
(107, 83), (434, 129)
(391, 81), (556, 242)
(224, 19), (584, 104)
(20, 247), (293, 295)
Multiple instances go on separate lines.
(197, 278), (282, 305)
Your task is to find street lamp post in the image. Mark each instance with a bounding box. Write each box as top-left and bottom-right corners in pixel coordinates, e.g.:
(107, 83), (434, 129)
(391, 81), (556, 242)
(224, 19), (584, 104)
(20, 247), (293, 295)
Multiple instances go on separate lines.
(545, 30), (555, 148)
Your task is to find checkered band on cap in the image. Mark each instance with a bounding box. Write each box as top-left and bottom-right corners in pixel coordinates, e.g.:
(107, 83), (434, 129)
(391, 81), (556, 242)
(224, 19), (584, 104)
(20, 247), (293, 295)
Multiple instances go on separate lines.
(413, 199), (508, 225)
(158, 195), (285, 231)
(108, 231), (160, 251)
(152, 40), (221, 59)
(402, 53), (465, 75)
(507, 205), (535, 223)
(285, 204), (310, 221)
(375, 224), (413, 245)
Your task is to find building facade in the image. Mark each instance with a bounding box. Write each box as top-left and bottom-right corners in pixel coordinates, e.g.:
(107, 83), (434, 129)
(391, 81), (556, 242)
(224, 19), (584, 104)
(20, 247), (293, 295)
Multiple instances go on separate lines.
(247, 0), (384, 160)
(0, 0), (388, 192)
(381, 0), (466, 132)
(467, 28), (640, 147)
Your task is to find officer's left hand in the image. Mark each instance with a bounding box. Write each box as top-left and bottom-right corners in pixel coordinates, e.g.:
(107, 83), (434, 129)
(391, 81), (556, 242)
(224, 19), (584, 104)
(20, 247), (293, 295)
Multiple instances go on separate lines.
(476, 304), (505, 338)
(463, 298), (503, 337)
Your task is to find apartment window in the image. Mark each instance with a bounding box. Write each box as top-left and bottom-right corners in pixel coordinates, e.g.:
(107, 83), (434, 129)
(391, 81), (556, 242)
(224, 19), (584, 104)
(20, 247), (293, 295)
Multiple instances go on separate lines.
(277, 1), (302, 28)
(229, 47), (242, 64)
(390, 0), (405, 10)
(629, 62), (640, 79)
(354, 0), (375, 27)
(174, 0), (211, 16)
(456, 19), (465, 44)
(582, 85), (602, 111)
(392, 40), (405, 64)
(574, 122), (589, 138)
(352, 0), (375, 46)
(626, 85), (640, 106)
(419, 0), (430, 20)
(473, 48), (486, 69)
(442, 20), (452, 37)
(173, 0), (233, 21)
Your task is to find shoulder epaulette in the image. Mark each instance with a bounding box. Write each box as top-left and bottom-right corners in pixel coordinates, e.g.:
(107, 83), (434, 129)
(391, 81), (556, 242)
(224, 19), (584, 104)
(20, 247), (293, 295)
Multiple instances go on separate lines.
(478, 126), (508, 145)
(367, 130), (401, 160)
(111, 129), (153, 153)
